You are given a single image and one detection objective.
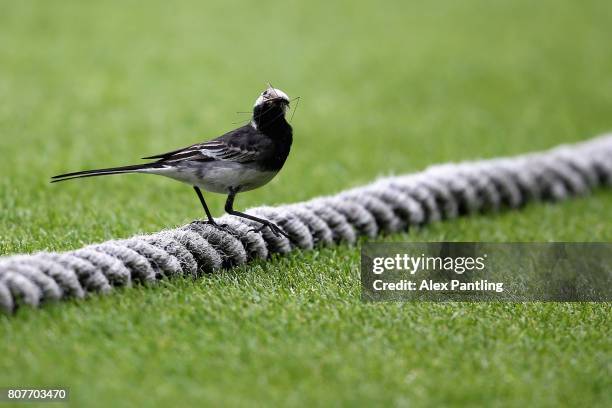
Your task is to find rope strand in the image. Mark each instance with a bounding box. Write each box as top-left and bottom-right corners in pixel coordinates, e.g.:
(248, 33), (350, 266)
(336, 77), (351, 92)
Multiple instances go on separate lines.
(1, 134), (611, 313)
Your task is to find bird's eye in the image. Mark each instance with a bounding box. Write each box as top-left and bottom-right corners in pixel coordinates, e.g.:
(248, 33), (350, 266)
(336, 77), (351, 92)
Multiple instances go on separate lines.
(262, 91), (268, 96)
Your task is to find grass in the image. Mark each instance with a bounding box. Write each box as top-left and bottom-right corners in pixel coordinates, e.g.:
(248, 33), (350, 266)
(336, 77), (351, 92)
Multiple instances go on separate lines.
(1, 0), (611, 406)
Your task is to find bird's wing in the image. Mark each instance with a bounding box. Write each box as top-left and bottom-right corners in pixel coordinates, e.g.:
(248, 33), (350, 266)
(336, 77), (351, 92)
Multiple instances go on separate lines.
(146, 129), (269, 164)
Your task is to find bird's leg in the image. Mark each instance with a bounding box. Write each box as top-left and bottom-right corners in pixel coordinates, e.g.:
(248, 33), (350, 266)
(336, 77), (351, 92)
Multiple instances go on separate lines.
(191, 186), (237, 234)
(224, 190), (290, 238)
(193, 186), (217, 225)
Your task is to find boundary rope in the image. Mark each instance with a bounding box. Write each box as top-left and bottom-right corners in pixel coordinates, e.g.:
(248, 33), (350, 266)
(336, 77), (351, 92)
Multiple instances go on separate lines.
(1, 134), (611, 313)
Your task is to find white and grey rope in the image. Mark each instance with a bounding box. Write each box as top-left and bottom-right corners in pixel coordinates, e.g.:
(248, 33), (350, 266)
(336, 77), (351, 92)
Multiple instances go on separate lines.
(1, 134), (611, 313)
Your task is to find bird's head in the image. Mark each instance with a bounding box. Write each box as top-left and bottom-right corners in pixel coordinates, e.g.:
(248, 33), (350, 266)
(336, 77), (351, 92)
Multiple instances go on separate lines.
(253, 87), (290, 116)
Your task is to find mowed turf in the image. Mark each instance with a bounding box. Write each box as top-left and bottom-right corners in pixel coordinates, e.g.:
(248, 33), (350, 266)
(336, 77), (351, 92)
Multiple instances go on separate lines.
(1, 0), (611, 406)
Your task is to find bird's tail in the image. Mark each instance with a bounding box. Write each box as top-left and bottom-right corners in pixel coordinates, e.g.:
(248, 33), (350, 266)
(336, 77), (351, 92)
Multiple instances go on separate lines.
(51, 163), (163, 183)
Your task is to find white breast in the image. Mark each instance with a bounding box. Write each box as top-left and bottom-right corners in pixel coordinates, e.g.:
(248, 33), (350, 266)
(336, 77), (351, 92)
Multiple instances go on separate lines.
(148, 163), (278, 194)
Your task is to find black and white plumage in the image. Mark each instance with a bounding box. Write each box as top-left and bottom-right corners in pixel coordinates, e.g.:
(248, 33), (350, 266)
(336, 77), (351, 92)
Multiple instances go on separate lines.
(52, 87), (294, 237)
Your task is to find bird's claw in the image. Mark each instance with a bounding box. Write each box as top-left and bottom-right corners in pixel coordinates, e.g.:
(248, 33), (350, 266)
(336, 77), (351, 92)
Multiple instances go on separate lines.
(190, 220), (234, 234)
(214, 223), (235, 234)
(189, 219), (211, 227)
(248, 222), (290, 239)
(190, 219), (219, 227)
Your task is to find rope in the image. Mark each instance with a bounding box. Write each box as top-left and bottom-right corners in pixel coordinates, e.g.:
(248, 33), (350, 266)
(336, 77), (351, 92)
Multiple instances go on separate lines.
(1, 134), (611, 313)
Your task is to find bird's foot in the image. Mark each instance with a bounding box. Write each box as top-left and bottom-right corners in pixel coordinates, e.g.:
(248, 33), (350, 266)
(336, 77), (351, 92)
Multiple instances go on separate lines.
(190, 220), (234, 235)
(215, 223), (236, 235)
(248, 221), (290, 239)
(190, 219), (216, 227)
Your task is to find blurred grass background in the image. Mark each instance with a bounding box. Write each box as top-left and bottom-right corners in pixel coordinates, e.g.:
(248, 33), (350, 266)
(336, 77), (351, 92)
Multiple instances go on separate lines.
(0, 0), (611, 406)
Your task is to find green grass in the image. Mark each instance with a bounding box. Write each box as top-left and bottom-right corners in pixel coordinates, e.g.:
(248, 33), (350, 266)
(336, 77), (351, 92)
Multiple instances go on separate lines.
(1, 0), (611, 406)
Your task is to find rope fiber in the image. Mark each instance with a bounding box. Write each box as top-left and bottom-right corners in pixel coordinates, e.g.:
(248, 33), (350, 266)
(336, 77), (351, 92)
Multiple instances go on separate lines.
(1, 134), (611, 313)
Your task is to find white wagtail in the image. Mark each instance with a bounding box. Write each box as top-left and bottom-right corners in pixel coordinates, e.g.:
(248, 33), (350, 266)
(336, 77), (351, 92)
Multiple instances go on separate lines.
(52, 87), (294, 237)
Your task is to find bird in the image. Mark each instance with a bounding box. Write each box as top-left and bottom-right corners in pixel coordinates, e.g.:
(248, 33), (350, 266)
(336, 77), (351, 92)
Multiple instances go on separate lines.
(52, 86), (294, 238)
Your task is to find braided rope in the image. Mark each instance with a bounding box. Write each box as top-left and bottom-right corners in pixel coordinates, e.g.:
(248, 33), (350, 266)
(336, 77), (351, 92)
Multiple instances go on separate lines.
(1, 134), (611, 313)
